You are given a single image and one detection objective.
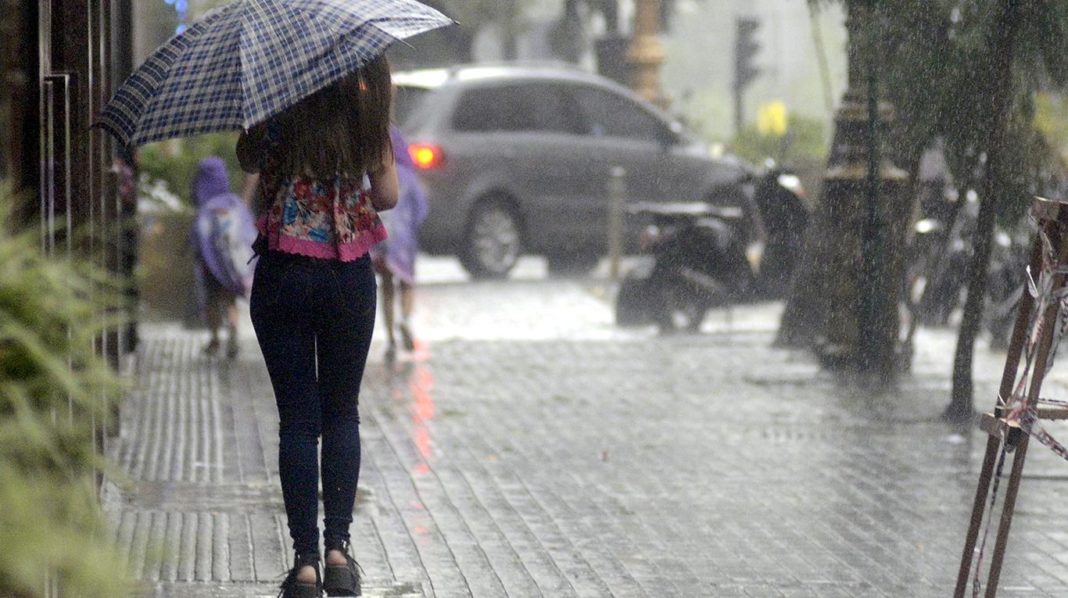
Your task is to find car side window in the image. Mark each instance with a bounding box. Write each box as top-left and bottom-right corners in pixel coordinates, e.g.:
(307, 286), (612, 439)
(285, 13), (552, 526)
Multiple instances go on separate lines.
(452, 84), (578, 134)
(570, 86), (668, 143)
(393, 86), (432, 129)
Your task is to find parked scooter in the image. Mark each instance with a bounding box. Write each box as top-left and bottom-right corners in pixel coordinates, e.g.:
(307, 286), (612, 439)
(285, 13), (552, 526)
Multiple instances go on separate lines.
(615, 164), (809, 332)
(985, 226), (1030, 349)
(753, 162), (809, 297)
(615, 202), (752, 331)
(902, 187), (1031, 352)
(904, 190), (976, 329)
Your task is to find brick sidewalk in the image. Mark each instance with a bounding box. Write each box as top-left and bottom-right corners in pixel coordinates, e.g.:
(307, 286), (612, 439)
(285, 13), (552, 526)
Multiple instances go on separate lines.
(106, 276), (1068, 597)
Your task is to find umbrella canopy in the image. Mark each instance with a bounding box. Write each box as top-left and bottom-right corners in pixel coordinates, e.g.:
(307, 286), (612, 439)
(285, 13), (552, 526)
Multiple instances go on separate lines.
(97, 0), (453, 147)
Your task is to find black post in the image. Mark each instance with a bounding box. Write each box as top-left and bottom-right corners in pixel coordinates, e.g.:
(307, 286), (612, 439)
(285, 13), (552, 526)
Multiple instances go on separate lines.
(14, 0), (40, 203)
(733, 17), (761, 135)
(501, 0), (518, 61)
(604, 0), (619, 33)
(113, 0), (133, 82)
(112, 0), (139, 355)
(859, 3), (883, 376)
(733, 85), (744, 137)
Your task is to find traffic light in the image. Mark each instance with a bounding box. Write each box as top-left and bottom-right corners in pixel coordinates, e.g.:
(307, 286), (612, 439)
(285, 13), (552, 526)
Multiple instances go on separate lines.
(734, 17), (761, 92)
(733, 17), (762, 134)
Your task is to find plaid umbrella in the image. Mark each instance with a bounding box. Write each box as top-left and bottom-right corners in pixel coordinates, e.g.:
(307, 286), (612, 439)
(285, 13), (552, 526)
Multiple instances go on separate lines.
(96, 0), (453, 147)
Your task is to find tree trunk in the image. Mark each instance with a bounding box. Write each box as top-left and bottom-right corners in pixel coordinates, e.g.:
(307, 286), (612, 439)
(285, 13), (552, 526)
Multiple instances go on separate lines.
(945, 0), (1022, 421)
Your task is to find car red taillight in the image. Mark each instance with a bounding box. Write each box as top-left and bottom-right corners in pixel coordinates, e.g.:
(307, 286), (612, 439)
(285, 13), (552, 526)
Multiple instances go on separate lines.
(408, 143), (444, 170)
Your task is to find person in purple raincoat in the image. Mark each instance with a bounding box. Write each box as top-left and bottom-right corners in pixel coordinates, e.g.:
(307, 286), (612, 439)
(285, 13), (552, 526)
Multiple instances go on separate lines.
(371, 128), (428, 361)
(191, 157), (258, 358)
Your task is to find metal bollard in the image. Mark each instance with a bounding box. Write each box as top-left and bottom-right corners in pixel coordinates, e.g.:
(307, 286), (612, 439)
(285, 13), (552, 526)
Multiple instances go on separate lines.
(607, 166), (627, 282)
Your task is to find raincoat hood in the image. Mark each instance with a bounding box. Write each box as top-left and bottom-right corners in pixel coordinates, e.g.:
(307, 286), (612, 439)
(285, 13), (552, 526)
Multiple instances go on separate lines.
(190, 155), (257, 299)
(391, 127), (414, 170)
(193, 157), (231, 206)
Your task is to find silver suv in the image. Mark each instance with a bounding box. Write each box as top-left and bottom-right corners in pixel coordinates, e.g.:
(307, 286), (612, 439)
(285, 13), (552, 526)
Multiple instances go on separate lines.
(393, 64), (751, 278)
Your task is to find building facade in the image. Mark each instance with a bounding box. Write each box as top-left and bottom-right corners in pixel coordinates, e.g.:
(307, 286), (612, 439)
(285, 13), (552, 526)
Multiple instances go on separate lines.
(2, 0), (134, 351)
(3, 1), (122, 252)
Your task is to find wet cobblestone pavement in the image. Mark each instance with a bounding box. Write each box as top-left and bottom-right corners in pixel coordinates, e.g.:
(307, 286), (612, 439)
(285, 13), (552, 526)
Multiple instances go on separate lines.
(105, 258), (1068, 597)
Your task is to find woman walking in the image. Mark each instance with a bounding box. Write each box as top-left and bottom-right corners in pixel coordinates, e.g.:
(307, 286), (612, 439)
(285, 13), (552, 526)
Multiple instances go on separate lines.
(190, 156), (256, 359)
(371, 128), (429, 362)
(238, 55), (398, 598)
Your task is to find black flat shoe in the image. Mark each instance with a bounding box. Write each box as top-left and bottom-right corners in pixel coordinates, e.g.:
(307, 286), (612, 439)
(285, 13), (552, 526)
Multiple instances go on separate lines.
(323, 541), (362, 597)
(279, 552), (322, 598)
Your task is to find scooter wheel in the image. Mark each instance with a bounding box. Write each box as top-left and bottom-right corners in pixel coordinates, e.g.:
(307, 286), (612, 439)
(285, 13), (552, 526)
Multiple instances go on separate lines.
(654, 287), (709, 333)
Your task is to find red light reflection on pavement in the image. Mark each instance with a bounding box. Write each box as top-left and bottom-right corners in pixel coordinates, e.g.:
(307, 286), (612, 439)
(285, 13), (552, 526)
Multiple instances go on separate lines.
(409, 363), (435, 475)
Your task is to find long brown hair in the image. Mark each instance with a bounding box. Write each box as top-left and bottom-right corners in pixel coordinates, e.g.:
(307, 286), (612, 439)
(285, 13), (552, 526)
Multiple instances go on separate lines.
(272, 55), (393, 178)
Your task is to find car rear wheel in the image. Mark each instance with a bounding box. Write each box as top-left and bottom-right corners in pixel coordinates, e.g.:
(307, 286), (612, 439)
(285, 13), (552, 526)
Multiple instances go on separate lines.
(461, 200), (522, 279)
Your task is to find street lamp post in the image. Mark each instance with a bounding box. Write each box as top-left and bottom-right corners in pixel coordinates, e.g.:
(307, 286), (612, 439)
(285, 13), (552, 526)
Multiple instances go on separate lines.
(776, 0), (911, 381)
(628, 0), (665, 107)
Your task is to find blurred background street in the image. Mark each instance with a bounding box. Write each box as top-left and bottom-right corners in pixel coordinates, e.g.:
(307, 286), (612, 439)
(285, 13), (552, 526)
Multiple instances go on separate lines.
(7, 0), (1068, 597)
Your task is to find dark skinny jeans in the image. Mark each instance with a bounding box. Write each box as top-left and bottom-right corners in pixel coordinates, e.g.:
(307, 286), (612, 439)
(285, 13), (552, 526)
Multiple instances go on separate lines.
(250, 251), (376, 555)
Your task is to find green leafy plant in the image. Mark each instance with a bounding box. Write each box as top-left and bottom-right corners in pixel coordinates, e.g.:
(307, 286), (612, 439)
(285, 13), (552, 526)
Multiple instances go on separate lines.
(137, 132), (243, 208)
(0, 183), (127, 597)
(729, 113), (828, 200)
(1035, 92), (1068, 164)
(728, 113), (828, 167)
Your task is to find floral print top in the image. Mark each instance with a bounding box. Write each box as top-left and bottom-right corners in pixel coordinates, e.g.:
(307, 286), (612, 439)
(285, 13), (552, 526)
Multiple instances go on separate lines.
(255, 121), (387, 261)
